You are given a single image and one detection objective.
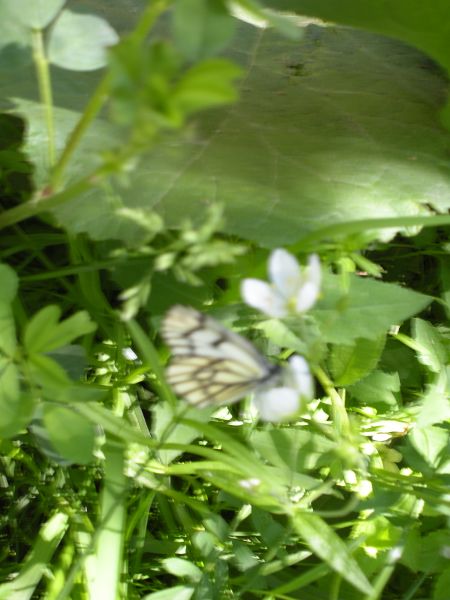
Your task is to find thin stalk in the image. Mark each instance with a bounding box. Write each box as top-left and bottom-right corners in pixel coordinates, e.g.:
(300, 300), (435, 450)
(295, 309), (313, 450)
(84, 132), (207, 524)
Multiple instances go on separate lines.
(74, 402), (154, 447)
(401, 573), (428, 600)
(31, 28), (56, 167)
(50, 0), (170, 189)
(0, 174), (96, 231)
(329, 573), (342, 600)
(314, 366), (351, 437)
(9, 223), (74, 294)
(127, 319), (177, 409)
(90, 443), (127, 600)
(127, 492), (154, 574)
(292, 214), (450, 251)
(363, 562), (396, 600)
(0, 512), (69, 599)
(132, 0), (170, 43)
(51, 75), (111, 189)
(69, 235), (118, 336)
(20, 258), (126, 281)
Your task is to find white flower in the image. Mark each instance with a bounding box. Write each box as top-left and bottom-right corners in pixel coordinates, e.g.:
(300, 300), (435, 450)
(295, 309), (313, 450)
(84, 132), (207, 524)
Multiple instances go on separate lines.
(253, 355), (314, 421)
(241, 249), (321, 317)
(239, 478), (261, 490)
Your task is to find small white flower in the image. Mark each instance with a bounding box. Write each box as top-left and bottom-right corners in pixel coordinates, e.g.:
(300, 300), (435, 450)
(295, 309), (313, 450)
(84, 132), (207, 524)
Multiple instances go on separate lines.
(122, 347), (138, 361)
(388, 546), (403, 562)
(253, 355), (314, 422)
(253, 387), (300, 421)
(361, 419), (411, 443)
(239, 478), (261, 490)
(241, 249), (321, 317)
(285, 355), (314, 399)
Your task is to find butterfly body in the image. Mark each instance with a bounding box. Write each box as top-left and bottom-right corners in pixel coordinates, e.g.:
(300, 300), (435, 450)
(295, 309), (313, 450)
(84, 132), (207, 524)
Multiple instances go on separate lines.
(162, 305), (281, 406)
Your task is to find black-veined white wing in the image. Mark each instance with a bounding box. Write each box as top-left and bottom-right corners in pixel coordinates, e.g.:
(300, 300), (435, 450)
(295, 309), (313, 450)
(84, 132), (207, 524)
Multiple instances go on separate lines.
(161, 305), (280, 406)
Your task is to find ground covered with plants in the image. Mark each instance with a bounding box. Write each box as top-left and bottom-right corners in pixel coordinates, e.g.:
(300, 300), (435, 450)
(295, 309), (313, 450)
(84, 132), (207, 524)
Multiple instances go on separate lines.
(1, 1), (450, 599)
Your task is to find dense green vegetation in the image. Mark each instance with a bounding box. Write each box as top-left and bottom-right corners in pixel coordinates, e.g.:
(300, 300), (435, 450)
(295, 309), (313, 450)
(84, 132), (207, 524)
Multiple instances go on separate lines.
(1, 1), (450, 598)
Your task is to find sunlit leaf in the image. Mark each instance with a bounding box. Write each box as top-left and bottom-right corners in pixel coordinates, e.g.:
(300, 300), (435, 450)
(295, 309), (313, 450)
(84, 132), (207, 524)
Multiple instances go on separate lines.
(330, 335), (386, 385)
(314, 274), (432, 343)
(292, 511), (372, 594)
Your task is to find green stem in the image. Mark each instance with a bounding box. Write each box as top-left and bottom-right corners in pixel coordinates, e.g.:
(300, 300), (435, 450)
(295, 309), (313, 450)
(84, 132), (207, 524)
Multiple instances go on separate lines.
(20, 257), (125, 282)
(127, 319), (177, 409)
(132, 0), (170, 43)
(31, 28), (55, 167)
(0, 512), (69, 599)
(51, 75), (111, 189)
(365, 565), (395, 600)
(314, 366), (351, 437)
(292, 214), (450, 251)
(392, 332), (429, 355)
(50, 0), (170, 189)
(315, 493), (360, 518)
(6, 224), (73, 295)
(69, 235), (118, 336)
(90, 443), (127, 600)
(363, 547), (406, 600)
(0, 175), (96, 231)
(74, 402), (154, 447)
(128, 492), (154, 573)
(329, 573), (342, 600)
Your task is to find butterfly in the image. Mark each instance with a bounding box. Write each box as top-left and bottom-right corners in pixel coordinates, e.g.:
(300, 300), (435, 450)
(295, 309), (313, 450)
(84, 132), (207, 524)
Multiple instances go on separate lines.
(161, 305), (281, 407)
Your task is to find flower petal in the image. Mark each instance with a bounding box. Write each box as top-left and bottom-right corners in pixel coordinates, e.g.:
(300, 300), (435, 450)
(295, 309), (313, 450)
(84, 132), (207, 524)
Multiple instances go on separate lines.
(269, 249), (301, 299)
(287, 355), (314, 399)
(295, 281), (320, 313)
(307, 254), (321, 288)
(253, 387), (300, 421)
(241, 278), (287, 317)
(295, 254), (321, 312)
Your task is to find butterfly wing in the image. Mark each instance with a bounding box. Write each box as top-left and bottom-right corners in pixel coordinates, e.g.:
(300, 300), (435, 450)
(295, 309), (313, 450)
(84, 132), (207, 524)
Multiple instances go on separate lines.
(161, 305), (280, 406)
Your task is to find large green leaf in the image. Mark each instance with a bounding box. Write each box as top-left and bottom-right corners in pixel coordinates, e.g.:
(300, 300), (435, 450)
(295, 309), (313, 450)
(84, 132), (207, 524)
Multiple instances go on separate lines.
(268, 0), (450, 108)
(412, 318), (447, 373)
(409, 425), (450, 473)
(292, 511), (372, 594)
(416, 373), (450, 427)
(350, 370), (400, 409)
(53, 23), (450, 245)
(330, 335), (386, 385)
(2, 2), (449, 246)
(268, 0), (450, 127)
(314, 273), (432, 343)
